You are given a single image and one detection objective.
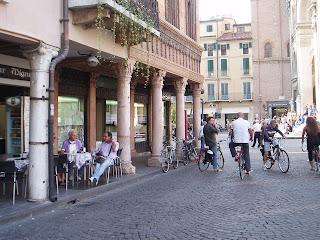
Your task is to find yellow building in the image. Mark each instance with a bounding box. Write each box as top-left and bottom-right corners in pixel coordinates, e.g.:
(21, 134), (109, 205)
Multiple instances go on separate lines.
(186, 17), (253, 127)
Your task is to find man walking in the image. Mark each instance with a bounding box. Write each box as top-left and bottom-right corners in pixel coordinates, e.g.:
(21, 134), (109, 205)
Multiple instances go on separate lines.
(251, 120), (262, 148)
(229, 112), (253, 174)
(203, 117), (221, 172)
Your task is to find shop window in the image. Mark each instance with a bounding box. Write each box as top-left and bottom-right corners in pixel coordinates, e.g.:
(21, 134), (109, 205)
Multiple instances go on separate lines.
(58, 96), (85, 149)
(134, 103), (148, 142)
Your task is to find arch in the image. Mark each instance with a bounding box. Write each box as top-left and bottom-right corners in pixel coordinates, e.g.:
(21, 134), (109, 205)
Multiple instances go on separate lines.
(264, 42), (272, 58)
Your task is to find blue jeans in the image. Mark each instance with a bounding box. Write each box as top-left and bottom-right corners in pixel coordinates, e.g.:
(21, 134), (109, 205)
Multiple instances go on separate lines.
(210, 143), (218, 169)
(92, 157), (114, 182)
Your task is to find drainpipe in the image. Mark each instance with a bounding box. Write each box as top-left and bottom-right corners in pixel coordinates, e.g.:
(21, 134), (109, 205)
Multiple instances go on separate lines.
(48, 0), (69, 202)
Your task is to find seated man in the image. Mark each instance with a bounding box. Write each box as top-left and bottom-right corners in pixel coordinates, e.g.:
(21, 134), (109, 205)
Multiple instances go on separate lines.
(263, 119), (285, 170)
(89, 131), (119, 185)
(59, 129), (83, 183)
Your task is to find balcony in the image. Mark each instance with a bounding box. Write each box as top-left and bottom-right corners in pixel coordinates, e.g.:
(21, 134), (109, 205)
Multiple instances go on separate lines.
(69, 0), (160, 45)
(211, 92), (253, 102)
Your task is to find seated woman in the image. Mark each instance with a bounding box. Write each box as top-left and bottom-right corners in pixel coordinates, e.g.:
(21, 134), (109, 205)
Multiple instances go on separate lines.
(89, 131), (119, 185)
(59, 129), (83, 183)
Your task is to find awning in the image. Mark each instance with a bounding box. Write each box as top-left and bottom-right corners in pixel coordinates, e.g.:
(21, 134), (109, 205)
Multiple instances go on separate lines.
(221, 107), (250, 114)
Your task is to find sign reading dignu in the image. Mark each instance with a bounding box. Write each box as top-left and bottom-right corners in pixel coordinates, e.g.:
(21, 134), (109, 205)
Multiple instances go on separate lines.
(0, 64), (31, 81)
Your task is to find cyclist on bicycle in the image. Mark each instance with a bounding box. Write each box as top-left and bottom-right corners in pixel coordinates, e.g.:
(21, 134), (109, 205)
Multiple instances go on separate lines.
(229, 112), (253, 174)
(203, 116), (221, 172)
(302, 116), (320, 171)
(263, 119), (285, 170)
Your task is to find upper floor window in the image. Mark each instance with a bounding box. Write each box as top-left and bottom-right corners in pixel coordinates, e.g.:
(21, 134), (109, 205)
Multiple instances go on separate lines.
(207, 43), (215, 56)
(207, 25), (213, 32)
(207, 84), (215, 101)
(207, 60), (214, 76)
(242, 58), (250, 75)
(220, 44), (229, 56)
(186, 0), (197, 40)
(165, 0), (180, 29)
(225, 24), (231, 30)
(243, 82), (251, 99)
(221, 83), (229, 100)
(242, 43), (249, 54)
(264, 42), (272, 58)
(237, 27), (245, 33)
(220, 59), (228, 76)
(204, 43), (208, 51)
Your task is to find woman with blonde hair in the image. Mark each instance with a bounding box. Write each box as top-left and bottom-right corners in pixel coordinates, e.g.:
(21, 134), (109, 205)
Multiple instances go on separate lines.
(302, 117), (320, 170)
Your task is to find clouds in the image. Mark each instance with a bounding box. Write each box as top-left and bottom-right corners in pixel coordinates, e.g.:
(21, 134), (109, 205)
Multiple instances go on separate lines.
(199, 0), (251, 23)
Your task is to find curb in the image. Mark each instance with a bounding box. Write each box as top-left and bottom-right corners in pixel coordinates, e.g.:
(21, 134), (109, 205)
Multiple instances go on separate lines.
(0, 163), (192, 225)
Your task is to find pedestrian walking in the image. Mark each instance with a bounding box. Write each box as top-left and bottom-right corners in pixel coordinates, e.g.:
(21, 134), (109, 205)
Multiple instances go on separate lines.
(251, 120), (262, 148)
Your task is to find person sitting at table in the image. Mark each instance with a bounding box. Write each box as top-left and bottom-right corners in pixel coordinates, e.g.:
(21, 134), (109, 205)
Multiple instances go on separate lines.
(89, 131), (119, 185)
(59, 129), (83, 183)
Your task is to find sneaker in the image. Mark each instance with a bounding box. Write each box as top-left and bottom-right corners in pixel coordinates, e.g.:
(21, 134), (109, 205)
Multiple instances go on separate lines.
(213, 168), (222, 172)
(89, 177), (94, 183)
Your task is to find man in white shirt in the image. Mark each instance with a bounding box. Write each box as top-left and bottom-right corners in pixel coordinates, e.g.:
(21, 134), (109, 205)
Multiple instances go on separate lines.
(89, 132), (119, 185)
(251, 120), (262, 148)
(229, 112), (253, 174)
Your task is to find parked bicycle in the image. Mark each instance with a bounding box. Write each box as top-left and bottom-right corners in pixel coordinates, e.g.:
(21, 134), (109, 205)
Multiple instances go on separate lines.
(197, 140), (225, 172)
(182, 139), (197, 166)
(160, 141), (177, 173)
(264, 138), (290, 173)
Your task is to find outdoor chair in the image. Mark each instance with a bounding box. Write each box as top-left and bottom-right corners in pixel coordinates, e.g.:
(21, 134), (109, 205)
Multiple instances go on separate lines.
(105, 148), (123, 184)
(0, 161), (26, 205)
(54, 154), (68, 194)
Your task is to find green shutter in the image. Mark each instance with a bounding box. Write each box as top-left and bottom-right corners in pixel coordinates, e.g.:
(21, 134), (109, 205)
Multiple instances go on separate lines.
(227, 44), (230, 49)
(243, 58), (249, 74)
(217, 44), (221, 50)
(208, 60), (214, 73)
(249, 42), (252, 48)
(221, 59), (227, 71)
(213, 43), (216, 50)
(240, 43), (243, 49)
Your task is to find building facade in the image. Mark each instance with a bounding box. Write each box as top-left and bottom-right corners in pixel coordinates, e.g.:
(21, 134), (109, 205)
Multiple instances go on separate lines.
(186, 17), (253, 127)
(288, 0), (319, 116)
(251, 0), (291, 119)
(0, 0), (203, 201)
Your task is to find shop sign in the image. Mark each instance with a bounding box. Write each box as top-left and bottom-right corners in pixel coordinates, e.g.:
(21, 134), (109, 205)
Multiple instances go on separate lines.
(0, 64), (30, 81)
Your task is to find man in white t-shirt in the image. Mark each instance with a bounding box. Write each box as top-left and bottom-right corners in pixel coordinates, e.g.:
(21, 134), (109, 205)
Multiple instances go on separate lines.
(251, 120), (262, 148)
(89, 132), (119, 185)
(229, 112), (253, 174)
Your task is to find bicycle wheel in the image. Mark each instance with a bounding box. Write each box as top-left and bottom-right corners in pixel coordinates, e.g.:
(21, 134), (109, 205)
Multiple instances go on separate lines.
(198, 151), (209, 172)
(160, 151), (170, 173)
(264, 157), (273, 169)
(278, 149), (290, 173)
(239, 156), (245, 180)
(217, 149), (225, 169)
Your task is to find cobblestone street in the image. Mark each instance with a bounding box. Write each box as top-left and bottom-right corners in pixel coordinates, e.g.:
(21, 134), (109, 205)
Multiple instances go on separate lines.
(1, 138), (320, 240)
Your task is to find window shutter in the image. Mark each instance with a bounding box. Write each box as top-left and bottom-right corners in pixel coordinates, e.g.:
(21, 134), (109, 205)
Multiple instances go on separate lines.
(204, 43), (208, 51)
(217, 44), (221, 50)
(240, 43), (243, 49)
(227, 44), (230, 49)
(221, 59), (227, 72)
(213, 43), (216, 50)
(208, 60), (214, 72)
(249, 42), (252, 48)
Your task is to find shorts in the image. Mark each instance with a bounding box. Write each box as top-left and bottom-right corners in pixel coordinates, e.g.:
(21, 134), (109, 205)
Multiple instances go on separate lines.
(264, 139), (279, 152)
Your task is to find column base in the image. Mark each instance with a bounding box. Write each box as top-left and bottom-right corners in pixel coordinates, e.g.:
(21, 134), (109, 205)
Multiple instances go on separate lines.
(122, 162), (136, 175)
(148, 155), (161, 167)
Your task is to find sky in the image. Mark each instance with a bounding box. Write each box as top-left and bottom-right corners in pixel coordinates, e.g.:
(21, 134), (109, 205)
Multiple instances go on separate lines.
(199, 0), (251, 24)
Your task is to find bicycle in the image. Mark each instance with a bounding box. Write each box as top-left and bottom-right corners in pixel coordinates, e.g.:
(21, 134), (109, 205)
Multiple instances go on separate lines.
(182, 139), (197, 166)
(264, 138), (290, 173)
(197, 140), (225, 172)
(160, 142), (177, 173)
(235, 145), (246, 180)
(311, 146), (320, 172)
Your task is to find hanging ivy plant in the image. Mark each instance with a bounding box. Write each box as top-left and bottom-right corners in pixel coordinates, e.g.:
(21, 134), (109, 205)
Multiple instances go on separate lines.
(133, 62), (155, 88)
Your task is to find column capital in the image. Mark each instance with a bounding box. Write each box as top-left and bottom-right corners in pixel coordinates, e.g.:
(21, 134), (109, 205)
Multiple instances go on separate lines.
(174, 77), (188, 93)
(116, 59), (136, 78)
(190, 83), (203, 96)
(152, 70), (166, 88)
(23, 42), (59, 71)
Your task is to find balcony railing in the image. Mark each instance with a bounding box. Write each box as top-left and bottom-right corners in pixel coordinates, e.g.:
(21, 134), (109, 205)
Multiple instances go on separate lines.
(69, 0), (160, 41)
(208, 92), (253, 102)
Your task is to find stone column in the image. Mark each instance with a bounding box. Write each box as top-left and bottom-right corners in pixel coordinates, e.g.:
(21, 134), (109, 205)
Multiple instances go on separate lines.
(87, 73), (97, 151)
(174, 78), (188, 159)
(116, 60), (136, 174)
(23, 43), (58, 201)
(148, 70), (166, 166)
(130, 81), (137, 154)
(191, 83), (202, 148)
